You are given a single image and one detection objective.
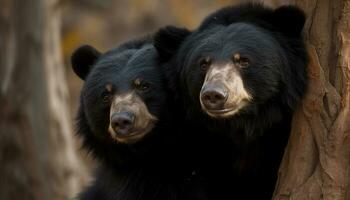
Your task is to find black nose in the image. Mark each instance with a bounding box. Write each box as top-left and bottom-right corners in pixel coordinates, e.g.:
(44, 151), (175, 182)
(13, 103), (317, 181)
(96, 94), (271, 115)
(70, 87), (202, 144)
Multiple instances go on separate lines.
(201, 85), (227, 110)
(111, 111), (135, 136)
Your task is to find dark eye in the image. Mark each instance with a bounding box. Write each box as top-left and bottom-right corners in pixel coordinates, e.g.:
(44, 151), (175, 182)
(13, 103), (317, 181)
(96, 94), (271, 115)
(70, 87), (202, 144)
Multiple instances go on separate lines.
(139, 82), (150, 91)
(101, 90), (112, 104)
(199, 57), (211, 71)
(134, 78), (151, 92)
(233, 53), (249, 68)
(239, 57), (250, 68)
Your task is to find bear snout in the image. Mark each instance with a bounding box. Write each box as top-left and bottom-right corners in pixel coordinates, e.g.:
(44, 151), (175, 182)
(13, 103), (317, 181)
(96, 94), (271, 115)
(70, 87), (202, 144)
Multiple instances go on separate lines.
(200, 84), (228, 111)
(110, 111), (135, 136)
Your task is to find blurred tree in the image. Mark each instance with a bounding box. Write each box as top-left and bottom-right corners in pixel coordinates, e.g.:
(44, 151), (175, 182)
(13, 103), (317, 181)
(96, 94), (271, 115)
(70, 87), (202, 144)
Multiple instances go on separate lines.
(0, 0), (86, 199)
(272, 0), (350, 199)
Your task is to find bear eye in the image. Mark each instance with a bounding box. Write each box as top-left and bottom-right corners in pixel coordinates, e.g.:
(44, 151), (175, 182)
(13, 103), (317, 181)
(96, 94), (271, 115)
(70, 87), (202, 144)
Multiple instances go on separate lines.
(233, 53), (249, 68)
(101, 90), (112, 104)
(199, 57), (211, 71)
(134, 78), (151, 92)
(139, 82), (150, 91)
(239, 57), (250, 68)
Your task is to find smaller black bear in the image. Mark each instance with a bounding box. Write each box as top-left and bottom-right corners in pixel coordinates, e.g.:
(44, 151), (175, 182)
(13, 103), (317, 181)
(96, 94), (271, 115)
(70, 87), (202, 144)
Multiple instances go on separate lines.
(154, 3), (309, 199)
(71, 38), (208, 200)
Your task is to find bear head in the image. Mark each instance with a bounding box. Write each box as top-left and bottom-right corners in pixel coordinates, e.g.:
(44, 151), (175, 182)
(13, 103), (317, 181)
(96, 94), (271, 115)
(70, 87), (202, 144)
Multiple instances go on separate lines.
(72, 42), (169, 146)
(154, 4), (308, 125)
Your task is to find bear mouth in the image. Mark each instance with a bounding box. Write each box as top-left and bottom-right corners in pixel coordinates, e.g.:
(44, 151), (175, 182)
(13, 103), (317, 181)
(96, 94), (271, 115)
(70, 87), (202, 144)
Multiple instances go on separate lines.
(204, 108), (237, 118)
(206, 108), (234, 114)
(109, 122), (155, 144)
(203, 102), (248, 118)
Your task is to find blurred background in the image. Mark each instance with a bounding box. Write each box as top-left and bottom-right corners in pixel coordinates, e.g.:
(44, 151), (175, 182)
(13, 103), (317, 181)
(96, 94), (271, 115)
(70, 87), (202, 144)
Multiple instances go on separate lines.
(0, 0), (280, 199)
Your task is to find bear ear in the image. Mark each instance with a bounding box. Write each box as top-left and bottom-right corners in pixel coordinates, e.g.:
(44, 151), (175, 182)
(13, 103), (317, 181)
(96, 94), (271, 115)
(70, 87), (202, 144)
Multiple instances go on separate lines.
(271, 5), (306, 37)
(71, 45), (101, 80)
(153, 26), (191, 62)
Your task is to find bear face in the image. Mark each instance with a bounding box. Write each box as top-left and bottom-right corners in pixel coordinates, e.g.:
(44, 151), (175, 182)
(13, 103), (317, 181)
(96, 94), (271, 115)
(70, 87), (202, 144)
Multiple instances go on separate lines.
(154, 3), (308, 135)
(72, 43), (168, 145)
(179, 23), (286, 118)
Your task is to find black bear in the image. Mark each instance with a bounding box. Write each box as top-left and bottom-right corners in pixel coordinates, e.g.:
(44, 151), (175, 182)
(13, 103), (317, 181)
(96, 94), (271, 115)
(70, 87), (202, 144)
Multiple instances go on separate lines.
(154, 3), (308, 199)
(71, 37), (209, 200)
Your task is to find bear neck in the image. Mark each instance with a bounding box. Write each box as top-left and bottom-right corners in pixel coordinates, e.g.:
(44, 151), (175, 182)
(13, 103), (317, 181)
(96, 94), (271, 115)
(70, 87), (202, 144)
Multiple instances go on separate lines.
(76, 104), (190, 172)
(186, 96), (293, 144)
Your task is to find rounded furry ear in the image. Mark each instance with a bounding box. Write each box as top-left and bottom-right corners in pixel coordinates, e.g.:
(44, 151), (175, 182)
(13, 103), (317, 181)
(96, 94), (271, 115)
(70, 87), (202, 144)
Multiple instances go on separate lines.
(71, 45), (101, 80)
(272, 5), (306, 37)
(153, 26), (191, 62)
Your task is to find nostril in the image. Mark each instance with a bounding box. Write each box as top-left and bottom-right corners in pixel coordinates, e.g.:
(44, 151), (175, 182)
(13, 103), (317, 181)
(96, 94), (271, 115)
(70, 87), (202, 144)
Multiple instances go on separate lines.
(203, 93), (211, 101)
(214, 94), (223, 100)
(209, 92), (223, 104)
(112, 120), (125, 130)
(113, 121), (120, 128)
(121, 119), (131, 126)
(214, 93), (226, 104)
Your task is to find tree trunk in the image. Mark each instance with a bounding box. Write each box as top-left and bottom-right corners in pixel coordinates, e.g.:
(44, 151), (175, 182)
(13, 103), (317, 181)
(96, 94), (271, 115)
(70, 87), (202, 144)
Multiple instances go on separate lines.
(0, 0), (85, 199)
(273, 0), (350, 199)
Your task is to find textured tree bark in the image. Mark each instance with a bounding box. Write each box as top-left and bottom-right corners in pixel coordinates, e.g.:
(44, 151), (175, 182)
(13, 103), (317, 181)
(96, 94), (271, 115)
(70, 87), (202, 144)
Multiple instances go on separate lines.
(273, 0), (350, 199)
(0, 0), (85, 199)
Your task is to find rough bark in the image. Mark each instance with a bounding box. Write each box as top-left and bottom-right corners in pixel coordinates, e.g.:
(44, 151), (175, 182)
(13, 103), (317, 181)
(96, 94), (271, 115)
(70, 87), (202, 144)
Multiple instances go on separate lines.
(273, 0), (350, 199)
(0, 0), (85, 199)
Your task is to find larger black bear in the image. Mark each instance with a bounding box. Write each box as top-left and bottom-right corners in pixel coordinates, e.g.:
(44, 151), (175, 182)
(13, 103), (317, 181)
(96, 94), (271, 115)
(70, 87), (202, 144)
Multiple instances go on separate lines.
(154, 3), (309, 199)
(71, 38), (209, 200)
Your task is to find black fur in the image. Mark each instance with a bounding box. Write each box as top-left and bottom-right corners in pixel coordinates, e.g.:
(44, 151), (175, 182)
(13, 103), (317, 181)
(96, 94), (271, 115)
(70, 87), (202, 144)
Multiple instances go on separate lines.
(154, 3), (308, 199)
(72, 38), (209, 200)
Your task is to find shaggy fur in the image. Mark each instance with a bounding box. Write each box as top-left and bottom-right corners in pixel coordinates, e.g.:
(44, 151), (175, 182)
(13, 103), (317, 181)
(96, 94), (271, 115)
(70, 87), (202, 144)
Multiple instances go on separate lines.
(154, 3), (308, 199)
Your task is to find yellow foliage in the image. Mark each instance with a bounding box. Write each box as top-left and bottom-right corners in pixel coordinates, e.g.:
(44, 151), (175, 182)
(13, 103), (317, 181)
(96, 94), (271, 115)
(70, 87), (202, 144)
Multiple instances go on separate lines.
(62, 29), (83, 59)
